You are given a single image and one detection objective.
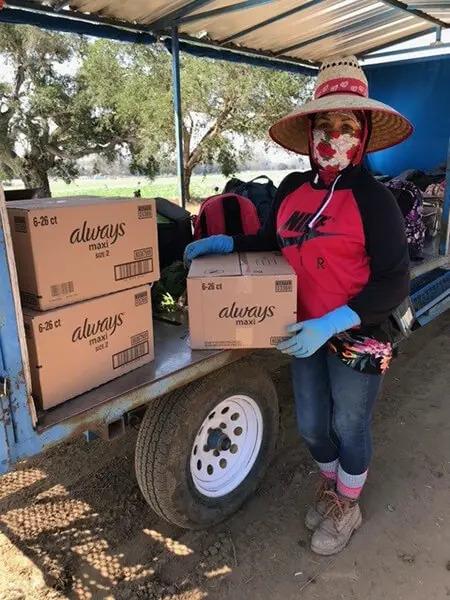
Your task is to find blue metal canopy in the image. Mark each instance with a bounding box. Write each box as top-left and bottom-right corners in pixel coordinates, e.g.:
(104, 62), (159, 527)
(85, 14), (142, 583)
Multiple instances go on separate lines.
(2, 0), (450, 70)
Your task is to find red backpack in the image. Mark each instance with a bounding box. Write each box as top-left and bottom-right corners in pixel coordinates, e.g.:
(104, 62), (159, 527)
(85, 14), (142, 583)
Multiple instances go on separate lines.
(193, 193), (261, 240)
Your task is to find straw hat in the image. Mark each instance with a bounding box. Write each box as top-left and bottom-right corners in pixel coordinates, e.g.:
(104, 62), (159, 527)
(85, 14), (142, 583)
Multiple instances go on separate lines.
(269, 55), (413, 155)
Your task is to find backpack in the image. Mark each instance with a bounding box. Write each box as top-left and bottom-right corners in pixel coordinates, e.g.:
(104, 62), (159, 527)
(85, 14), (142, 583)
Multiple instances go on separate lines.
(155, 197), (192, 269)
(223, 175), (277, 226)
(193, 193), (261, 240)
(385, 179), (426, 261)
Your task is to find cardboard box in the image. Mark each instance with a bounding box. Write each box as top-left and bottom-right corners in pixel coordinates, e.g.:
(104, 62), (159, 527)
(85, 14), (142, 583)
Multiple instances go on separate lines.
(24, 286), (154, 409)
(187, 252), (297, 349)
(7, 196), (160, 310)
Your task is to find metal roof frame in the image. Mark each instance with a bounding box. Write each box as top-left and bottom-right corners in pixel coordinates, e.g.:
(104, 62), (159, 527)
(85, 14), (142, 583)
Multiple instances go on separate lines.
(220, 0), (327, 44)
(0, 5), (159, 45)
(409, 2), (450, 8)
(53, 1), (70, 9)
(275, 8), (402, 55)
(305, 17), (421, 60)
(1, 1), (321, 70)
(147, 1), (221, 30)
(358, 24), (436, 54)
(381, 0), (448, 26)
(365, 38), (450, 56)
(176, 0), (277, 26)
(3, 0), (450, 67)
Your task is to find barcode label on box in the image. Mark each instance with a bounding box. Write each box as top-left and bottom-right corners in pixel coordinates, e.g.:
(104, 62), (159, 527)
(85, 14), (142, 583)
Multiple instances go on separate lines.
(131, 330), (149, 346)
(114, 259), (153, 281)
(134, 247), (153, 261)
(275, 279), (293, 293)
(134, 291), (149, 306)
(51, 281), (75, 297)
(204, 340), (243, 348)
(270, 336), (289, 346)
(14, 216), (27, 233)
(112, 341), (149, 369)
(138, 205), (153, 219)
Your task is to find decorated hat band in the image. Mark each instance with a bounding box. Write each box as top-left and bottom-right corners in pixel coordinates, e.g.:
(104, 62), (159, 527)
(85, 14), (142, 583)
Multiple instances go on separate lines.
(315, 78), (369, 99)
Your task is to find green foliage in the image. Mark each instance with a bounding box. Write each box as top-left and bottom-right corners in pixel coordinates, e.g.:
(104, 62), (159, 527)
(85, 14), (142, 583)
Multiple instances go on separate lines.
(1, 26), (312, 199)
(81, 41), (312, 199)
(152, 261), (188, 314)
(0, 26), (126, 195)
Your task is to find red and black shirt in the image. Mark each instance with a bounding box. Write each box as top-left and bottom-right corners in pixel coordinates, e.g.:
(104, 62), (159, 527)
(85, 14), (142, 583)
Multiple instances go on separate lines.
(234, 166), (410, 374)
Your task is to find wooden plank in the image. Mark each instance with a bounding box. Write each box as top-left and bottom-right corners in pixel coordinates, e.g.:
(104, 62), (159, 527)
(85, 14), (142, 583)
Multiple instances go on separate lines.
(0, 184), (36, 426)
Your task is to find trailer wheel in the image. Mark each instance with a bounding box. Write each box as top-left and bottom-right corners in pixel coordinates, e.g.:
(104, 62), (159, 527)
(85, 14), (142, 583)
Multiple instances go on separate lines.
(135, 360), (279, 529)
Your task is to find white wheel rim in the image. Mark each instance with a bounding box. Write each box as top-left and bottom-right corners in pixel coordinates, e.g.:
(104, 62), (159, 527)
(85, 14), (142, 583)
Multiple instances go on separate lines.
(190, 394), (263, 498)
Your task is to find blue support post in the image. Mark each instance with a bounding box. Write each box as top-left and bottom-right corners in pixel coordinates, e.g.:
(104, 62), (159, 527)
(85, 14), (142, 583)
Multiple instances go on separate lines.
(171, 26), (186, 208)
(439, 138), (450, 255)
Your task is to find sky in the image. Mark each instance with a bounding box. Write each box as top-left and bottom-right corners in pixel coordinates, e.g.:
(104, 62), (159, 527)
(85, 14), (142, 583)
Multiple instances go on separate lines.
(363, 29), (450, 65)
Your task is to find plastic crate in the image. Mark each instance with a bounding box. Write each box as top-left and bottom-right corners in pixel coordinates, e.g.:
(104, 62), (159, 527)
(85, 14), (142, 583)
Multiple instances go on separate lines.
(410, 268), (450, 313)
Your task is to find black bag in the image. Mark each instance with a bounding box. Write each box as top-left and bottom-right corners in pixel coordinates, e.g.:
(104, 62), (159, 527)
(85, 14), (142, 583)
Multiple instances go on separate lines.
(4, 188), (41, 201)
(223, 175), (277, 226)
(155, 197), (193, 269)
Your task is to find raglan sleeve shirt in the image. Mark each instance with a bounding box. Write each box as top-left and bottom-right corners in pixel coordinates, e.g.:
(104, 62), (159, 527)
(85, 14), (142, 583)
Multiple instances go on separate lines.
(234, 171), (410, 326)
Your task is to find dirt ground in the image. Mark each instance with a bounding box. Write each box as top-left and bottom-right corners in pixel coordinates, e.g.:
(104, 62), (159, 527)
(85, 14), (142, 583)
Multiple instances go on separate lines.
(0, 313), (449, 600)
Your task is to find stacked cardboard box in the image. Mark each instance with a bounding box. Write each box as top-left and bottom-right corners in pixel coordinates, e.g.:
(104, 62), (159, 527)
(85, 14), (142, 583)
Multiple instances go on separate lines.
(7, 196), (160, 409)
(187, 251), (297, 349)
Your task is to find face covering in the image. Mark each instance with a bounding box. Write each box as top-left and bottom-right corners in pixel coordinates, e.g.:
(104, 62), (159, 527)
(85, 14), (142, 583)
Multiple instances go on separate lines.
(310, 111), (365, 185)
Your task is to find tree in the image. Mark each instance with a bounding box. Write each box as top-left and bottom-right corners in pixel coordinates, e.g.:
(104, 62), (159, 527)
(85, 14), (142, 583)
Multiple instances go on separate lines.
(0, 25), (130, 196)
(0, 27), (312, 200)
(82, 41), (312, 200)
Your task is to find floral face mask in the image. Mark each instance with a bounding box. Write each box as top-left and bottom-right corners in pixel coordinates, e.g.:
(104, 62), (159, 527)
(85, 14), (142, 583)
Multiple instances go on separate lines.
(312, 127), (362, 172)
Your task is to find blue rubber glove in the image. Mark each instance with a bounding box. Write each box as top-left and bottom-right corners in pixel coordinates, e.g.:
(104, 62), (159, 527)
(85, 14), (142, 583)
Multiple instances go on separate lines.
(277, 305), (361, 358)
(184, 235), (234, 265)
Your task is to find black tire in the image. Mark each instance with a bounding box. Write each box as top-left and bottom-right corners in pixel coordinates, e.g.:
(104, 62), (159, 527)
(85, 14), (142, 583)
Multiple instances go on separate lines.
(135, 360), (279, 529)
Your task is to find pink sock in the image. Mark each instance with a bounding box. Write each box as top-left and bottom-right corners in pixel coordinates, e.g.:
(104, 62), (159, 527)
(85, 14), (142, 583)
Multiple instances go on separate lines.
(337, 465), (368, 500)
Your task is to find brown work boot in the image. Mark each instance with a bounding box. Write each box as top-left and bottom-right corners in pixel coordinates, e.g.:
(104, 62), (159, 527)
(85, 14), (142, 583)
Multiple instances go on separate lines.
(311, 490), (362, 555)
(305, 475), (336, 531)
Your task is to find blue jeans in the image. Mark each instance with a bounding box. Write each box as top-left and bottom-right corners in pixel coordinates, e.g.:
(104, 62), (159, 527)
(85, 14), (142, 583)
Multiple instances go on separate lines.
(291, 346), (383, 475)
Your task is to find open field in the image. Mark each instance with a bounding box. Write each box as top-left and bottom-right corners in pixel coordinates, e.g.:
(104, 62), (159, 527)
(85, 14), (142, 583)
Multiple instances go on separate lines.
(4, 171), (293, 203)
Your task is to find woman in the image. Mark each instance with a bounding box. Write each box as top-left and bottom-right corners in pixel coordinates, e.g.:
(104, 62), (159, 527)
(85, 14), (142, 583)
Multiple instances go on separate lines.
(184, 56), (412, 555)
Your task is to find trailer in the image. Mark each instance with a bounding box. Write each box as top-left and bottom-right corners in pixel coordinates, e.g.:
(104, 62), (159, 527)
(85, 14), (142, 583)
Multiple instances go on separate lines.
(0, 0), (449, 529)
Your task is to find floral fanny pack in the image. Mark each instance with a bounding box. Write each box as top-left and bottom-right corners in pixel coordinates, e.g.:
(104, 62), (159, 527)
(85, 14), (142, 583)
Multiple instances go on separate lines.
(328, 298), (415, 376)
(328, 333), (393, 375)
